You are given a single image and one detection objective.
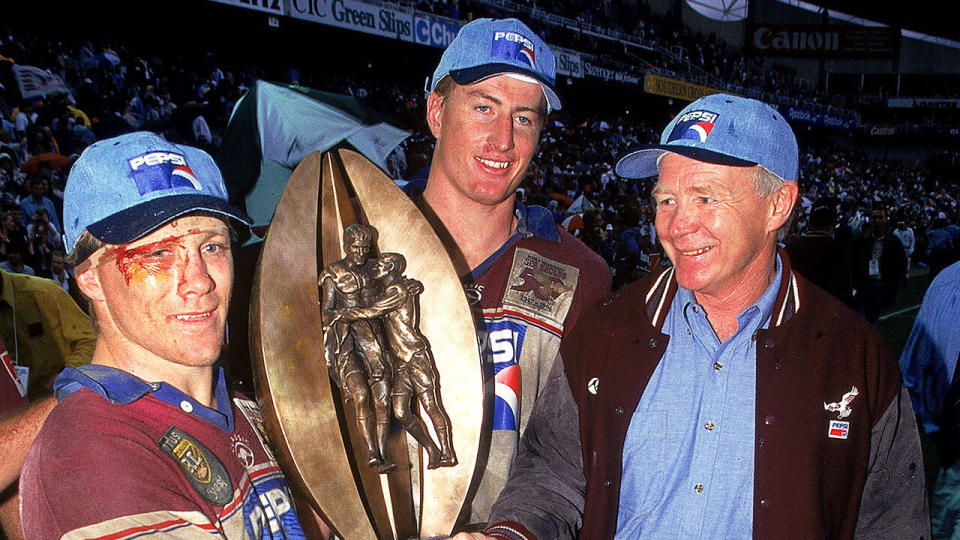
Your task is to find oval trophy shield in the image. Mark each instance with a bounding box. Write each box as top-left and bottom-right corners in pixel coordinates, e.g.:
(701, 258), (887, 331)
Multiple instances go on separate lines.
(251, 149), (482, 539)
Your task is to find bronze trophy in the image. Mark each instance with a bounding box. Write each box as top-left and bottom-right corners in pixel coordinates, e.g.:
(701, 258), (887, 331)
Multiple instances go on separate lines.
(250, 149), (482, 539)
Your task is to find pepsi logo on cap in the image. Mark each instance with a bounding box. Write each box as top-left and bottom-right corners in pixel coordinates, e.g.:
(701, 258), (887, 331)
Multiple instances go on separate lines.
(667, 110), (719, 143)
(492, 31), (536, 68)
(127, 151), (202, 195)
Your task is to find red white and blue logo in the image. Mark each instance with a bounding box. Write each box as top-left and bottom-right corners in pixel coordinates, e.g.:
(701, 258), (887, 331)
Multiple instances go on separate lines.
(828, 420), (849, 439)
(494, 363), (520, 431)
(667, 110), (719, 143)
(483, 319), (526, 431)
(128, 151), (202, 195)
(492, 31), (536, 68)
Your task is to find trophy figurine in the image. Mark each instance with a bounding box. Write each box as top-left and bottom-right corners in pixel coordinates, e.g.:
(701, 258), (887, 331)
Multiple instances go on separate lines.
(319, 224), (458, 474)
(251, 149), (481, 539)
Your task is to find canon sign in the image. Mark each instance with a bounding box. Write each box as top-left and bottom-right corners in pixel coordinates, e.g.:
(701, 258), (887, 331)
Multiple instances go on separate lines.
(749, 24), (897, 57)
(753, 26), (839, 53)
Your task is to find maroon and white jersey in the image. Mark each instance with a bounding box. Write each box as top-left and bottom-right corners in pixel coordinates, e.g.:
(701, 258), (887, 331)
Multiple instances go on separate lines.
(20, 364), (306, 539)
(464, 202), (611, 522)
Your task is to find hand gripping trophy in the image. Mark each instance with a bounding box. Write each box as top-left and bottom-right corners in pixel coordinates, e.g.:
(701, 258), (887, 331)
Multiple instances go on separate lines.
(319, 224), (456, 474)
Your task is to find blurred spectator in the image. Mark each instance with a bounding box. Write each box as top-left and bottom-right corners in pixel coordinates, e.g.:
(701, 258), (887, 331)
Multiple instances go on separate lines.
(0, 241), (34, 276)
(894, 220), (917, 273)
(852, 207), (907, 326)
(19, 178), (59, 233)
(927, 213), (956, 282)
(785, 198), (855, 307)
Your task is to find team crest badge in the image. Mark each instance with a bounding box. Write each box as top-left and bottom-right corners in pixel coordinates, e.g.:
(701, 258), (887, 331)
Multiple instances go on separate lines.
(504, 248), (578, 331)
(158, 426), (232, 504)
(824, 386), (859, 419)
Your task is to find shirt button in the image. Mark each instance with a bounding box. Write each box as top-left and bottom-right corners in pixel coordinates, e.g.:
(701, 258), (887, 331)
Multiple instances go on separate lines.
(713, 361), (723, 371)
(692, 306), (700, 313)
(705, 421), (715, 431)
(694, 483), (704, 493)
(180, 400), (194, 413)
(758, 437), (765, 447)
(760, 499), (771, 508)
(648, 338), (659, 348)
(765, 415), (776, 425)
(615, 406), (624, 416)
(604, 480), (613, 487)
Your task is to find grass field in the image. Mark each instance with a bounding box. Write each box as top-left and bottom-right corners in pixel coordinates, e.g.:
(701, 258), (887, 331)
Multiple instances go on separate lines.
(878, 267), (930, 357)
(875, 267), (944, 491)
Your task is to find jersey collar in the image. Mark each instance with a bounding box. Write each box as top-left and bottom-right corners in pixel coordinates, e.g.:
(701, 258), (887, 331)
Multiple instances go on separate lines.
(55, 364), (234, 431)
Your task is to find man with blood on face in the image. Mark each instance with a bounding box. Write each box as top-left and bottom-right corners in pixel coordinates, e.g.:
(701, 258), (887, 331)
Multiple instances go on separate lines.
(415, 18), (612, 526)
(78, 214), (233, 376)
(18, 132), (327, 539)
(467, 94), (927, 540)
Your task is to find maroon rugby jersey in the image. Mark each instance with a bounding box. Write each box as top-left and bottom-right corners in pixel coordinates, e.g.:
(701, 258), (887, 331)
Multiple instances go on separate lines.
(20, 365), (306, 539)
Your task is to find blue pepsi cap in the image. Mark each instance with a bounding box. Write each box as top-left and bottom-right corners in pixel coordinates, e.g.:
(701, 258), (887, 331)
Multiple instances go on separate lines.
(615, 93), (798, 182)
(430, 18), (561, 112)
(63, 131), (251, 259)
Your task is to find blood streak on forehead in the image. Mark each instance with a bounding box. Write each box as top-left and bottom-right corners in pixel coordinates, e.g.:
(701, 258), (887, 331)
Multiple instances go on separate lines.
(106, 228), (220, 286)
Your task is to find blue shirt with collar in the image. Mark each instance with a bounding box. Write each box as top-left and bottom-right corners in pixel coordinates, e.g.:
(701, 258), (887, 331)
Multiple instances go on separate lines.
(900, 259), (960, 436)
(616, 256), (783, 539)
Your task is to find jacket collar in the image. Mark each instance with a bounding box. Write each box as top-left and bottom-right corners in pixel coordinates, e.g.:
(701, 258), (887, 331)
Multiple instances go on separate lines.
(644, 248), (800, 332)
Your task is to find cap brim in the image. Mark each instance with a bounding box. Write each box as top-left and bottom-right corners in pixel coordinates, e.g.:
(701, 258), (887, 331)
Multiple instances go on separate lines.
(86, 194), (253, 245)
(615, 145), (757, 179)
(449, 63), (562, 112)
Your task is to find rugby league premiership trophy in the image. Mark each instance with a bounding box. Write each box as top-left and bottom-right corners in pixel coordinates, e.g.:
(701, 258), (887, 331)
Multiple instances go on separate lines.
(250, 149), (482, 539)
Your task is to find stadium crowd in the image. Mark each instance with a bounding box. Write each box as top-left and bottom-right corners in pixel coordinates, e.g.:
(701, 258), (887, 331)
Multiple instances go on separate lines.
(1, 13), (959, 302)
(1, 4), (960, 539)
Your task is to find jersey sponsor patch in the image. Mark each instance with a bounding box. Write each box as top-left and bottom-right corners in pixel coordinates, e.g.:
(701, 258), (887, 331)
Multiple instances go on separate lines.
(493, 364), (521, 431)
(828, 420), (850, 439)
(503, 248), (579, 331)
(231, 434), (256, 468)
(481, 319), (527, 431)
(158, 426), (233, 504)
(235, 398), (277, 461)
(244, 481), (301, 538)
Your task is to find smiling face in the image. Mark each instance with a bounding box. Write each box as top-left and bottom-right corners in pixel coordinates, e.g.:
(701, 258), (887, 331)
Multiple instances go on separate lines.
(653, 153), (795, 305)
(78, 215), (233, 374)
(425, 74), (545, 210)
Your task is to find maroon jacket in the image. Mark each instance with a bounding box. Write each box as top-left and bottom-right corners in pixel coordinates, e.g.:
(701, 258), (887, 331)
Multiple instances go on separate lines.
(487, 253), (928, 539)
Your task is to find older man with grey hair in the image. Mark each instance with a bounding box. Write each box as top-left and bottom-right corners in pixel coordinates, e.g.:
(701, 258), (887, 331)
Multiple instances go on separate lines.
(460, 94), (927, 540)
